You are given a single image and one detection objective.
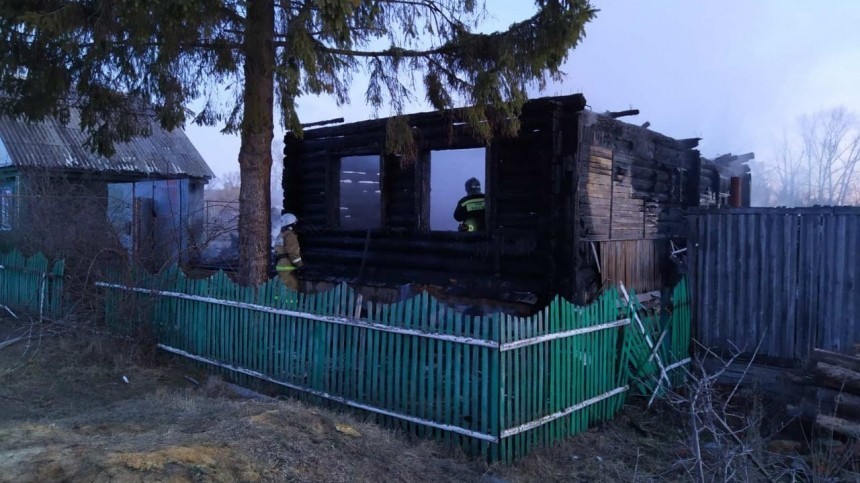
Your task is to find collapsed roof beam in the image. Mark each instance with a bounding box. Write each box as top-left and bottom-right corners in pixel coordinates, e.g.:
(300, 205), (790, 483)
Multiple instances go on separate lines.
(607, 109), (639, 118)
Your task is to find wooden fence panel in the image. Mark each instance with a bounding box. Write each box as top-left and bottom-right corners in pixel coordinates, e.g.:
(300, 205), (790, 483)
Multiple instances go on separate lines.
(692, 212), (800, 358)
(0, 249), (64, 319)
(690, 207), (860, 361)
(807, 211), (860, 354)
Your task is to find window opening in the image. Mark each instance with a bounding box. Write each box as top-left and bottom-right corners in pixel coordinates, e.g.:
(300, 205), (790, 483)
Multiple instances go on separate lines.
(339, 155), (381, 229)
(429, 148), (486, 232)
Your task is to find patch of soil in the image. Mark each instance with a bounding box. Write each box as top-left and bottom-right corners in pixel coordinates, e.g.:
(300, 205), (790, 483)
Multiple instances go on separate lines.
(0, 320), (688, 482)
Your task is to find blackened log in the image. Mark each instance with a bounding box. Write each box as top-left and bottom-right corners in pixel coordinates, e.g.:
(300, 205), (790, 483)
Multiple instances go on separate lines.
(816, 387), (860, 418)
(299, 94), (583, 143)
(301, 117), (344, 128)
(815, 414), (860, 439)
(304, 247), (549, 277)
(811, 348), (860, 373)
(607, 109), (639, 119)
(812, 362), (860, 394)
(789, 388), (860, 421)
(307, 235), (498, 256)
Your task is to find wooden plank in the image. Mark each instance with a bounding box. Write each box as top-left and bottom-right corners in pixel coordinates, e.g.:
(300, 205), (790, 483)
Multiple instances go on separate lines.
(610, 229), (643, 240)
(453, 310), (465, 448)
(498, 314), (508, 461)
(590, 146), (613, 159)
(488, 314), (500, 460)
(583, 182), (613, 195)
(847, 215), (860, 353)
(404, 296), (417, 435)
(431, 296), (442, 442)
(443, 305), (454, 448)
(834, 214), (848, 352)
(416, 294), (427, 437)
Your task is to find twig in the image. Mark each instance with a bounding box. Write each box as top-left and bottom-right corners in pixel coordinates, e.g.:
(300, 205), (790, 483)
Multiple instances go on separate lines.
(690, 396), (705, 483)
(0, 336), (24, 350)
(713, 411), (772, 480)
(723, 332), (767, 413)
(0, 304), (18, 319)
(632, 447), (641, 480)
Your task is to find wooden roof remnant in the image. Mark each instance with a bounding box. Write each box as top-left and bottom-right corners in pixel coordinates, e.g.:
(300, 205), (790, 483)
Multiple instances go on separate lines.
(708, 152), (754, 177)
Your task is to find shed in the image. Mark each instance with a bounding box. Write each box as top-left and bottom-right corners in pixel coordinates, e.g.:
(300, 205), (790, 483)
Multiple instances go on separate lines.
(282, 94), (747, 311)
(0, 109), (215, 267)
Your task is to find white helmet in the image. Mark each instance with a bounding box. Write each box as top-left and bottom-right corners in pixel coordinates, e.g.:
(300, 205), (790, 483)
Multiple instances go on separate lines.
(280, 212), (298, 227)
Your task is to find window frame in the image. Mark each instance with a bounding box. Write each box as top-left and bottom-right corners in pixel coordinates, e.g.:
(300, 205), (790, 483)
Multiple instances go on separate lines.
(335, 154), (384, 231)
(0, 177), (17, 231)
(427, 147), (490, 234)
(327, 144), (494, 238)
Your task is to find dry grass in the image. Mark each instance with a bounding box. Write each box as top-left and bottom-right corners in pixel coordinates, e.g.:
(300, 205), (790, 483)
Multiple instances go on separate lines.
(0, 324), (486, 482)
(0, 320), (693, 482)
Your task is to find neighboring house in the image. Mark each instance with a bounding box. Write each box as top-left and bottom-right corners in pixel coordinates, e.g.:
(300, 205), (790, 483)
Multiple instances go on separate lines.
(282, 93), (750, 311)
(0, 109), (214, 268)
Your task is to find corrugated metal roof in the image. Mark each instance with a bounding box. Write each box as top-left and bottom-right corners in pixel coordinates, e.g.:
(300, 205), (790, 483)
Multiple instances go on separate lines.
(0, 110), (214, 179)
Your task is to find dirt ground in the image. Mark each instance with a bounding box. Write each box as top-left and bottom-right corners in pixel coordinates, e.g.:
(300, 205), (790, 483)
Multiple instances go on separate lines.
(0, 319), (690, 483)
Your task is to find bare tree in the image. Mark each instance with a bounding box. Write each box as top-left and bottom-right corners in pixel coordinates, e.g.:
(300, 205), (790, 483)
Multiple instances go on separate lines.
(749, 159), (779, 207)
(765, 108), (860, 206)
(771, 130), (807, 206)
(200, 141), (283, 265)
(206, 172), (242, 203)
(801, 108), (860, 205)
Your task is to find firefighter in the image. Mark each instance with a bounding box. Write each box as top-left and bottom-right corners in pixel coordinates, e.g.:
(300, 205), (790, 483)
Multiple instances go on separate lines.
(453, 177), (486, 232)
(274, 212), (304, 291)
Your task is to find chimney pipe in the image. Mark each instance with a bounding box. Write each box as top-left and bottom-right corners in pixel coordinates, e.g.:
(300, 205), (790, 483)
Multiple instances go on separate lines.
(729, 177), (742, 208)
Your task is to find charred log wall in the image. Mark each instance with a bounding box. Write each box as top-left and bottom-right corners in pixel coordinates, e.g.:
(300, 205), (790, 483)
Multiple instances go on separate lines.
(283, 95), (587, 307)
(575, 112), (700, 296)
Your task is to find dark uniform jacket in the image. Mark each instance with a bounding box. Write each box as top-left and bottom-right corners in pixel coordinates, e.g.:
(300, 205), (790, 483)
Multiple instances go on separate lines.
(453, 194), (486, 232)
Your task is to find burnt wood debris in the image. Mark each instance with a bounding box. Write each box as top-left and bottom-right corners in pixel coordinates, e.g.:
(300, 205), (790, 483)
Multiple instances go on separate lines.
(280, 94), (749, 313)
(789, 348), (860, 439)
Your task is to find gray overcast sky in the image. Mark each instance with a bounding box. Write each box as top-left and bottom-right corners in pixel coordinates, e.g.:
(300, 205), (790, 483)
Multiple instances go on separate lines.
(185, 1), (860, 178)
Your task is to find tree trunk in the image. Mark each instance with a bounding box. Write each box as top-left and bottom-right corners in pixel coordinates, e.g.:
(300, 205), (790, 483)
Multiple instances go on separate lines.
(237, 0), (275, 285)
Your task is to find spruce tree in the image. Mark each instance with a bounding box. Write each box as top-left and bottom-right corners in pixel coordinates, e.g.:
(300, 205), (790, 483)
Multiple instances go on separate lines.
(0, 0), (597, 284)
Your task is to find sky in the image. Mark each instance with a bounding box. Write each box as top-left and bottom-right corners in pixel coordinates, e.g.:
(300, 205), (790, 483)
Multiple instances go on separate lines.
(185, 1), (860, 180)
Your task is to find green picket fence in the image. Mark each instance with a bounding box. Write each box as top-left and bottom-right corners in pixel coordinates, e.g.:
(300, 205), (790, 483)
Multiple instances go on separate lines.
(99, 266), (690, 462)
(623, 280), (692, 401)
(0, 249), (65, 319)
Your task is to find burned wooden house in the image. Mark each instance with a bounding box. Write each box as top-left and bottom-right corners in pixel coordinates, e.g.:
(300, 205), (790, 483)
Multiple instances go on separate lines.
(282, 94), (747, 311)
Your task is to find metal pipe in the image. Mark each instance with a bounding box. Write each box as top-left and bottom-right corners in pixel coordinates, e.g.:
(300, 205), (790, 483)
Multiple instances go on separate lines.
(729, 177), (742, 208)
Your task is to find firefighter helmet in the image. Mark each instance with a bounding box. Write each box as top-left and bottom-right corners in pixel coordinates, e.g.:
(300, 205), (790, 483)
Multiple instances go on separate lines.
(465, 177), (481, 195)
(280, 213), (298, 228)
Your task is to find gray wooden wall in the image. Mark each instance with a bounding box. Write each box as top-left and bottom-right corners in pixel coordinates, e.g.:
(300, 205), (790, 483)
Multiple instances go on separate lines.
(689, 207), (860, 361)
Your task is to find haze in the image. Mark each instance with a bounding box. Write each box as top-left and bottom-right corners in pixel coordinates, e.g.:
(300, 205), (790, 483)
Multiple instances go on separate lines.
(186, 1), (860, 205)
